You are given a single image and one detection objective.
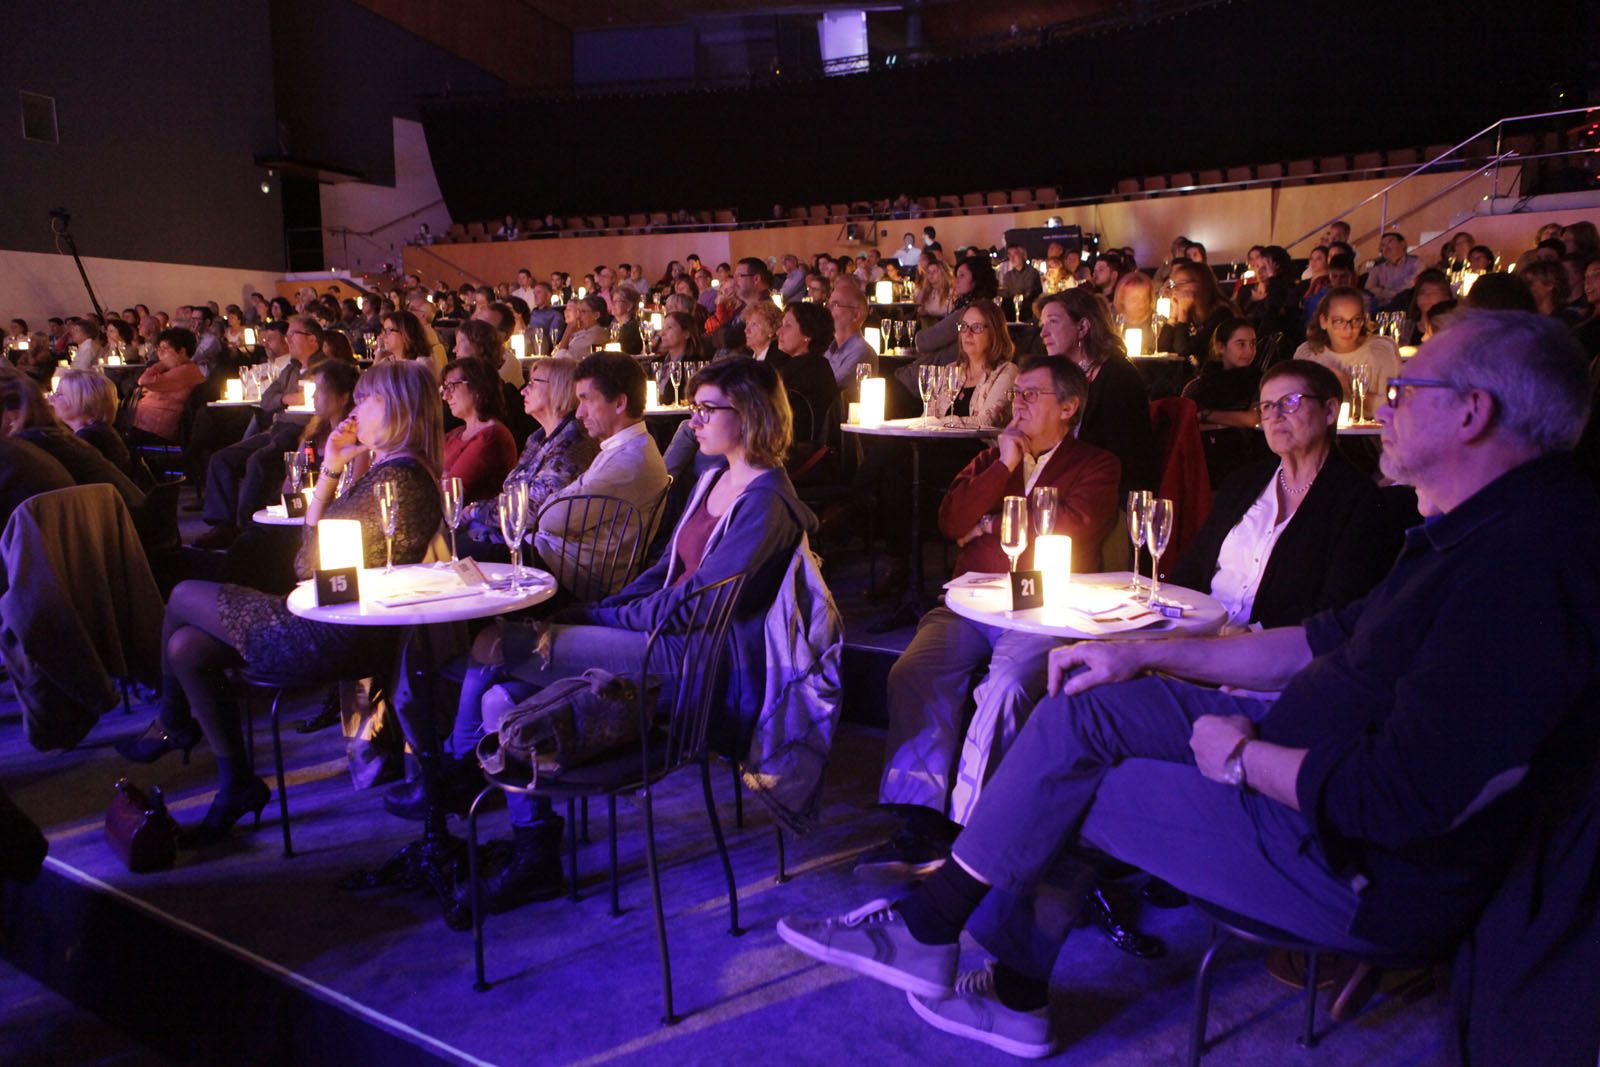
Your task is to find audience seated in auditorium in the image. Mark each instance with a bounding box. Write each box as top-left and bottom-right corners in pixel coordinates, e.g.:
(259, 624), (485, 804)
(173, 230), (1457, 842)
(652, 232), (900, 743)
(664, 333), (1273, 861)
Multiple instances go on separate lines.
(704, 258), (775, 354)
(861, 355), (1118, 878)
(65, 317), (105, 370)
(1111, 272), (1157, 355)
(553, 295), (608, 359)
(912, 254), (998, 372)
(1183, 316), (1264, 485)
(823, 277), (875, 385)
(1366, 231), (1422, 310)
(609, 286), (644, 356)
(193, 316), (325, 550)
(0, 372), (145, 518)
(771, 303), (842, 453)
(1161, 259), (1237, 363)
(998, 242), (1042, 323)
(654, 311), (707, 406)
(737, 298), (784, 365)
(779, 310), (1599, 1061)
(441, 356), (518, 506)
(423, 358), (820, 923)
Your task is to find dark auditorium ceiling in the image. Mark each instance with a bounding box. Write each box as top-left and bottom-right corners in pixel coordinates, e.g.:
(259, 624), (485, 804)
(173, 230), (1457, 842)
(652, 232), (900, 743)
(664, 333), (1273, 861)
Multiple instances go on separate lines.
(516, 1), (939, 31)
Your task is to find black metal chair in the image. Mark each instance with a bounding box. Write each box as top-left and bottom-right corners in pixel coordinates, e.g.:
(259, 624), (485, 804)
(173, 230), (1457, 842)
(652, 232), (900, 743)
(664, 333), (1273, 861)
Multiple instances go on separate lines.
(1187, 899), (1431, 1065)
(237, 668), (300, 859)
(465, 573), (746, 1024)
(533, 492), (648, 604)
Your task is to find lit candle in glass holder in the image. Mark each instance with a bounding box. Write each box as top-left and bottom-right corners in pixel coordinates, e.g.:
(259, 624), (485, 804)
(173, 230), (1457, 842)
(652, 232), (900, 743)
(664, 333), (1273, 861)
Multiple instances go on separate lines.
(859, 377), (886, 427)
(509, 333), (526, 360)
(224, 378), (243, 402)
(646, 380), (659, 409)
(648, 312), (663, 331)
(317, 519), (364, 571)
(772, 293), (784, 309)
(1155, 296), (1172, 321)
(847, 402), (861, 425)
(242, 327), (257, 347)
(874, 280), (894, 305)
(303, 380), (317, 408)
(1032, 534), (1073, 610)
(1123, 328), (1143, 355)
(863, 326), (882, 354)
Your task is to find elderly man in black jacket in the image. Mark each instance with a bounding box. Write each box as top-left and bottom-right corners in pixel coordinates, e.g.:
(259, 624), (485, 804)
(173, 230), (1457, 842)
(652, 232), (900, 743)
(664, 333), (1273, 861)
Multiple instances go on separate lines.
(778, 310), (1600, 1062)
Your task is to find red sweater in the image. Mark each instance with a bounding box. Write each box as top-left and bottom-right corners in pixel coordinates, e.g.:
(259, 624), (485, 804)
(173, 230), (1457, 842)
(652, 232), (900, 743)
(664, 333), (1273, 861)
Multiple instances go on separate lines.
(443, 421), (518, 503)
(939, 436), (1121, 576)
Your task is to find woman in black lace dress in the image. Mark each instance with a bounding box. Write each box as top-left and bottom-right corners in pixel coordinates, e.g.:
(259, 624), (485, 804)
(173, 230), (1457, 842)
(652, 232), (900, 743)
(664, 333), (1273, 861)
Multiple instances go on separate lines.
(117, 361), (444, 845)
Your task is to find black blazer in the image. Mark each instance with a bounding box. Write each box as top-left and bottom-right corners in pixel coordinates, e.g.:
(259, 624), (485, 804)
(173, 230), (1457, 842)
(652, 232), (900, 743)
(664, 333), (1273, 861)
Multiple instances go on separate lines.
(1081, 354), (1159, 494)
(1169, 451), (1398, 628)
(778, 353), (840, 445)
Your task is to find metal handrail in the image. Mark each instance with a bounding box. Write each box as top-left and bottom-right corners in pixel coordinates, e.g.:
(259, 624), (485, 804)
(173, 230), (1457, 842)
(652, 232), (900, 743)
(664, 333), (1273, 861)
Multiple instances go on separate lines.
(1286, 104), (1600, 250)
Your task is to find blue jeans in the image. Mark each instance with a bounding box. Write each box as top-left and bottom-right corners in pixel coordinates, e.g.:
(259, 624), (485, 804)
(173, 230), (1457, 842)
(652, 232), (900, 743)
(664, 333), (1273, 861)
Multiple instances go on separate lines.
(955, 671), (1387, 981)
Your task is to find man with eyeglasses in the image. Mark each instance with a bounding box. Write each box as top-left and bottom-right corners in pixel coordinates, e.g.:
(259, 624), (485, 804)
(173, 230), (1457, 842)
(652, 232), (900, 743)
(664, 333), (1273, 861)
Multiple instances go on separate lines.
(860, 356), (1119, 884)
(194, 315), (327, 549)
(552, 294), (608, 359)
(823, 276), (875, 385)
(1365, 231), (1422, 310)
(999, 242), (1042, 323)
(705, 257), (774, 354)
(781, 311), (1600, 1060)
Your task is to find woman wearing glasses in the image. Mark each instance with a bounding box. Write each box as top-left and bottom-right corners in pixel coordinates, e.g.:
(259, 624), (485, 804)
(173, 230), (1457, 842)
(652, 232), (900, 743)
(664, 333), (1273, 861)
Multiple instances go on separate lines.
(1291, 286), (1401, 396)
(433, 358), (821, 919)
(1170, 359), (1397, 629)
(440, 356), (517, 505)
(933, 300), (1019, 426)
(376, 310), (432, 365)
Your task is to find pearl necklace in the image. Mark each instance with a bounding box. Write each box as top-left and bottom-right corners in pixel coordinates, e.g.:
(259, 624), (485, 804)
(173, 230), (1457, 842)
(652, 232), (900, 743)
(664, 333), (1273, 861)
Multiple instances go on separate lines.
(1278, 466), (1315, 496)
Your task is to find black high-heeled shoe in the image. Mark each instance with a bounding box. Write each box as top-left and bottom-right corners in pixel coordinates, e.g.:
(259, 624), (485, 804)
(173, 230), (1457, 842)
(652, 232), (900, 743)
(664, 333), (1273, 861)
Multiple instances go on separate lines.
(115, 719), (202, 765)
(179, 777), (271, 848)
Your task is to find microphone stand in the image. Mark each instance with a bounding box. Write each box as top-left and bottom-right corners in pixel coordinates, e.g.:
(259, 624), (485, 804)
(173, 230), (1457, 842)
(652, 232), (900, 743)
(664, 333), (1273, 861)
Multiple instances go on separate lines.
(49, 211), (106, 322)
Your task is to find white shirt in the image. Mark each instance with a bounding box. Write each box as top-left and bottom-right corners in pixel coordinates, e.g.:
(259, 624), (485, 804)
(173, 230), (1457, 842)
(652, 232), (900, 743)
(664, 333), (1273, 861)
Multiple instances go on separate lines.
(1210, 473), (1292, 626)
(1022, 441), (1061, 495)
(511, 286), (539, 308)
(597, 418), (647, 455)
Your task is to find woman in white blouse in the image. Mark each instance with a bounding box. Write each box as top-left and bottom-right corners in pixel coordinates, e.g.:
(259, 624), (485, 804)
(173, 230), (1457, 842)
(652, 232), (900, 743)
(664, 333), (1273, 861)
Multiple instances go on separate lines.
(1169, 359), (1399, 630)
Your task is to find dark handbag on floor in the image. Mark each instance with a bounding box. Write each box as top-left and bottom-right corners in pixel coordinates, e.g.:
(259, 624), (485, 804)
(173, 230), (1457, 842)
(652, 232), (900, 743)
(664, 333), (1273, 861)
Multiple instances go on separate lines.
(105, 778), (178, 873)
(478, 669), (652, 787)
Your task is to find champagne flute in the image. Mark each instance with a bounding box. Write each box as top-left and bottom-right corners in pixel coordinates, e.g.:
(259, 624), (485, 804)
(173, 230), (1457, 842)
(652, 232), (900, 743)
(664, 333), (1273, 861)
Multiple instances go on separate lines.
(497, 484), (528, 593)
(999, 495), (1029, 573)
(283, 451), (300, 495)
(377, 481), (399, 575)
(1029, 485), (1058, 537)
(441, 476), (464, 564)
(668, 360), (683, 406)
(1125, 490), (1152, 595)
(1143, 497), (1175, 606)
(917, 364), (937, 419)
(853, 361), (871, 399)
(1351, 362), (1371, 422)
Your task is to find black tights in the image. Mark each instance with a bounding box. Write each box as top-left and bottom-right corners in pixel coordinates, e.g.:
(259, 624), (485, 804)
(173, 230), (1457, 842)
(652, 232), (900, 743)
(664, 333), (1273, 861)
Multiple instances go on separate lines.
(161, 581), (249, 774)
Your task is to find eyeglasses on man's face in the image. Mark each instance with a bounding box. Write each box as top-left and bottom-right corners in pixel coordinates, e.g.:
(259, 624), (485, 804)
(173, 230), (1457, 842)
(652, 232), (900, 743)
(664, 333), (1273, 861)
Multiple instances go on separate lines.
(1254, 392), (1325, 417)
(1384, 377), (1458, 408)
(1005, 386), (1057, 406)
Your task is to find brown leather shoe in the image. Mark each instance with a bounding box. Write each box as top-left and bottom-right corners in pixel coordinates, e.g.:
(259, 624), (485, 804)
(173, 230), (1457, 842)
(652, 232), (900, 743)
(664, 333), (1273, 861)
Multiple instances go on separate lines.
(192, 523), (240, 550)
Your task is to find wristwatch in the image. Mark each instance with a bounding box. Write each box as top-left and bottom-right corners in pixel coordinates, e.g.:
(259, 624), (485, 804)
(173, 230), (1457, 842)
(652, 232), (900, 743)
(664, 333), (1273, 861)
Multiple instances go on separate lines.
(980, 514), (994, 536)
(1222, 737), (1252, 789)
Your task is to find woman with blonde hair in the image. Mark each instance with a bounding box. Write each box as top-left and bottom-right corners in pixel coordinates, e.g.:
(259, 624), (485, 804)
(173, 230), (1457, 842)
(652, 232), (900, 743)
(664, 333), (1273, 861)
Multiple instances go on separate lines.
(1112, 271), (1158, 354)
(50, 368), (135, 478)
(118, 360), (444, 847)
(916, 251), (954, 322)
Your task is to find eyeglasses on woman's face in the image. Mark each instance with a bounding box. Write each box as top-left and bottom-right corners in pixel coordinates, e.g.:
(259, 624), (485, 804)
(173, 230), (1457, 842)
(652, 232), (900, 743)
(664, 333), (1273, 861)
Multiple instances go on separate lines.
(688, 401), (737, 421)
(1254, 392), (1324, 417)
(956, 320), (989, 334)
(440, 379), (466, 395)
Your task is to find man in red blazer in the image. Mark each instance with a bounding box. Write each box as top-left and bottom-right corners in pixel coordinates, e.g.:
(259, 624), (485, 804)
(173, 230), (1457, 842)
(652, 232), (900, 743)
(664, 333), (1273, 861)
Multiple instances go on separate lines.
(860, 356), (1121, 879)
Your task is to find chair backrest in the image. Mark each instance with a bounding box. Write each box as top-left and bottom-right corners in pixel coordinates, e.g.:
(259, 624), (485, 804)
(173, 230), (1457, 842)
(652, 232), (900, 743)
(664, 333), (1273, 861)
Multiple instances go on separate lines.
(786, 389), (818, 447)
(641, 572), (746, 772)
(535, 492), (645, 603)
(1149, 397), (1213, 576)
(135, 477), (185, 556)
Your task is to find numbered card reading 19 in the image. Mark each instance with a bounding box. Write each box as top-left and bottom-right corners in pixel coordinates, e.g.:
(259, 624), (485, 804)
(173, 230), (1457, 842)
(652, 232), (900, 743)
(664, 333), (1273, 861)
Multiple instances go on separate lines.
(315, 566), (360, 606)
(1009, 569), (1045, 612)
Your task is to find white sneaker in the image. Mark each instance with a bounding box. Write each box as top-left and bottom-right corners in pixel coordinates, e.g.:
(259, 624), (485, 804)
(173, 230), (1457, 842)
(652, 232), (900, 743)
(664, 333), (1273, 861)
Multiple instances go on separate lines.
(906, 963), (1056, 1059)
(777, 898), (958, 1000)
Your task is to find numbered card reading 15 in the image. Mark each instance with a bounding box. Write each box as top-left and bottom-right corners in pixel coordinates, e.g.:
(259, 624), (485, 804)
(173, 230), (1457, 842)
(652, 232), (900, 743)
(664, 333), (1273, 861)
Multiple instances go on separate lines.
(1009, 569), (1045, 612)
(315, 566), (360, 606)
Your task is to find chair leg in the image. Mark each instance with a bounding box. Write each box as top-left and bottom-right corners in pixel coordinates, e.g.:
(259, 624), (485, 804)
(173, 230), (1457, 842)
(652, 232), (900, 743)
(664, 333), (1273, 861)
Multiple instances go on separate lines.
(268, 690), (293, 858)
(640, 782), (678, 1025)
(1188, 925), (1227, 1067)
(566, 798), (580, 902)
(580, 797), (591, 843)
(731, 762), (744, 830)
(607, 795), (621, 917)
(120, 680), (132, 716)
(700, 759), (741, 936)
(774, 826), (788, 884)
(468, 788), (493, 992)
(243, 691), (256, 771)
(1299, 951), (1320, 1048)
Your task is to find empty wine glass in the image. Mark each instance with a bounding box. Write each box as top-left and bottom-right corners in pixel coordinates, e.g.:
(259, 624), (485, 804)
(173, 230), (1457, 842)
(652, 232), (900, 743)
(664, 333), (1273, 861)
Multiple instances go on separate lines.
(1125, 490), (1152, 595)
(1143, 497), (1175, 606)
(942, 363), (964, 407)
(917, 364), (938, 419)
(1030, 485), (1058, 537)
(999, 494), (1029, 573)
(442, 476), (464, 564)
(377, 481), (399, 574)
(668, 360), (684, 406)
(497, 484), (528, 593)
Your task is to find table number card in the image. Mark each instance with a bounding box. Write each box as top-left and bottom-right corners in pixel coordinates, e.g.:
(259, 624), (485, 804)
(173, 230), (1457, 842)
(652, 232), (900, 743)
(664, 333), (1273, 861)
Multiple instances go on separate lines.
(282, 492), (307, 518)
(1009, 569), (1046, 612)
(315, 566), (360, 606)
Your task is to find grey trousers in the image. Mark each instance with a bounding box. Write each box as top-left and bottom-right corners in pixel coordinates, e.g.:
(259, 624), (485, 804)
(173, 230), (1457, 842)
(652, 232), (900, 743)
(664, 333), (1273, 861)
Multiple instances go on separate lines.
(879, 606), (1061, 825)
(956, 671), (1389, 981)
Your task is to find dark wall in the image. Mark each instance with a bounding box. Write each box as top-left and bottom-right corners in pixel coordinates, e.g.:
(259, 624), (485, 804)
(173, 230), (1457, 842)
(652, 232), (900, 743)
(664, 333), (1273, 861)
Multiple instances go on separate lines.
(0, 0), (283, 268)
(421, 0), (1590, 222)
(269, 0), (505, 188)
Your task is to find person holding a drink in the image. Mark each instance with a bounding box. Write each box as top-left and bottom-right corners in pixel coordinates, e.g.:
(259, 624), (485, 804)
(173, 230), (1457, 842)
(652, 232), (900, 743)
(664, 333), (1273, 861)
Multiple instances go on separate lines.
(857, 356), (1120, 879)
